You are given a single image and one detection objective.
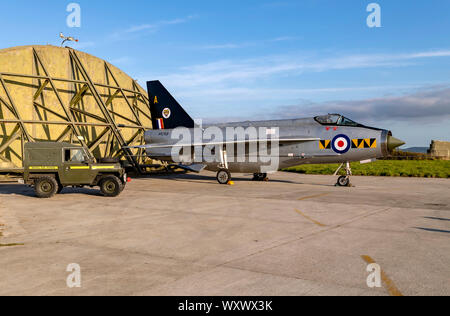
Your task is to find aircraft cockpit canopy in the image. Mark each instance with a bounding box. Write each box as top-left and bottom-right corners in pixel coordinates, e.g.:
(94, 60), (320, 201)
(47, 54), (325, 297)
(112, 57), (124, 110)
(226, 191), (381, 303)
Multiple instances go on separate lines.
(314, 114), (360, 127)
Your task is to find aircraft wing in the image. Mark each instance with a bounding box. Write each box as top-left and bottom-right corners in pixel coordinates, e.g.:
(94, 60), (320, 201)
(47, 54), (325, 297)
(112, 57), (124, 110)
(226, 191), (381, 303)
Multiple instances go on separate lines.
(170, 164), (206, 173)
(125, 137), (320, 149)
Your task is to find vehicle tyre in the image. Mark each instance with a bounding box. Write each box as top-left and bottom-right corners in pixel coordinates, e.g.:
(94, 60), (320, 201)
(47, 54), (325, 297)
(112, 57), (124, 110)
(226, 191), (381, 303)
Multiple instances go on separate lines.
(217, 169), (231, 185)
(34, 176), (58, 198)
(100, 175), (122, 197)
(337, 176), (350, 187)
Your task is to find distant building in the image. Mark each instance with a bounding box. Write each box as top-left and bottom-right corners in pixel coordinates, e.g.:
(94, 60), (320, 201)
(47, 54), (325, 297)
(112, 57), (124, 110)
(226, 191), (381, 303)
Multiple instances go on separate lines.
(428, 141), (450, 160)
(402, 147), (429, 154)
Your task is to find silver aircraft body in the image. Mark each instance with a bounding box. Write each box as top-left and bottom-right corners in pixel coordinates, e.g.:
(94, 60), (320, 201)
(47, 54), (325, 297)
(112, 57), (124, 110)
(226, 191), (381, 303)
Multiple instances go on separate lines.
(129, 81), (405, 185)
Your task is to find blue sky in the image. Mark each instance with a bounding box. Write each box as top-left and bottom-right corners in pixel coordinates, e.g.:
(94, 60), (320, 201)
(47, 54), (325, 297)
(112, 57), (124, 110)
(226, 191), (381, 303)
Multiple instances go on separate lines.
(1, 0), (450, 146)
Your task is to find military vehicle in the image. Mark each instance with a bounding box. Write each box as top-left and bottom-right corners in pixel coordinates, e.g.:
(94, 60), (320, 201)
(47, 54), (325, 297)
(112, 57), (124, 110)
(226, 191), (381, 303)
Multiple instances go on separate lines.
(22, 142), (128, 198)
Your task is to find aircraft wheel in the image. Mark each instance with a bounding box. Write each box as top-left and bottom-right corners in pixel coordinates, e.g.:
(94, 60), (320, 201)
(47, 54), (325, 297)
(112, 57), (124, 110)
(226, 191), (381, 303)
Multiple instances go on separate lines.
(253, 173), (268, 181)
(337, 176), (350, 187)
(217, 169), (231, 185)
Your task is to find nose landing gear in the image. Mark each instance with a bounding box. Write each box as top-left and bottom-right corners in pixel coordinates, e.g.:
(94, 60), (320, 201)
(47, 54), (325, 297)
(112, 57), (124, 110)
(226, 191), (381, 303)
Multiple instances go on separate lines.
(334, 162), (352, 187)
(337, 175), (350, 187)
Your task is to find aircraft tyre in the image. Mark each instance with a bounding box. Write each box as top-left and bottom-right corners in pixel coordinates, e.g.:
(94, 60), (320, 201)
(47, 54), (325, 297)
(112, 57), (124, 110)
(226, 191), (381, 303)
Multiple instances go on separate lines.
(217, 169), (232, 185)
(253, 173), (268, 181)
(337, 176), (350, 187)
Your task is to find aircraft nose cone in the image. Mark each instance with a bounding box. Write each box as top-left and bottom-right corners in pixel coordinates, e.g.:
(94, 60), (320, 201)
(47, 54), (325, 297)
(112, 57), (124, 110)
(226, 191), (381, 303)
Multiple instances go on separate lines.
(387, 136), (405, 151)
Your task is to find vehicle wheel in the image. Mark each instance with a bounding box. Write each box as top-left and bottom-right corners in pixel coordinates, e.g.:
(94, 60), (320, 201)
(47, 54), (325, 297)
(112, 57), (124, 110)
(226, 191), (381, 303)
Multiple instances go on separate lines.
(337, 176), (350, 187)
(34, 176), (58, 198)
(217, 169), (231, 185)
(100, 175), (122, 197)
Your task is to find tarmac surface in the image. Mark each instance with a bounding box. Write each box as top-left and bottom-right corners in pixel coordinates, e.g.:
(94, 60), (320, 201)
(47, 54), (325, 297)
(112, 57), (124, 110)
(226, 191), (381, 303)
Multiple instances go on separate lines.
(0, 172), (449, 296)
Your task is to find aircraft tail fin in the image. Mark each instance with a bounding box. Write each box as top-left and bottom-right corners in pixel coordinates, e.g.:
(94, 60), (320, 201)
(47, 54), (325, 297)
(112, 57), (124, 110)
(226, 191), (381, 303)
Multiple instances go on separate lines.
(147, 80), (195, 130)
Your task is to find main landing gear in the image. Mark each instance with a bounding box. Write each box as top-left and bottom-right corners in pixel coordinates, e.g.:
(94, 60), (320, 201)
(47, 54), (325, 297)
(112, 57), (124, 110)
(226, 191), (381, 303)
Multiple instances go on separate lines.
(216, 148), (233, 185)
(217, 169), (232, 185)
(214, 147), (270, 185)
(334, 162), (352, 187)
(252, 173), (269, 182)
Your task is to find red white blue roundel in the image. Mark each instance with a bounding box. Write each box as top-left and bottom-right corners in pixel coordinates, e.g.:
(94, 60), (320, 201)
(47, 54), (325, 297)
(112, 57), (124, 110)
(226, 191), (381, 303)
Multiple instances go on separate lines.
(332, 134), (351, 154)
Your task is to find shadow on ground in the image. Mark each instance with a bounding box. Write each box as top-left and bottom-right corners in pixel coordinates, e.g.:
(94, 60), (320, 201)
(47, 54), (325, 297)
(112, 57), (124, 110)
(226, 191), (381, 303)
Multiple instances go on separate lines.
(135, 172), (335, 187)
(0, 172), (337, 197)
(0, 184), (103, 197)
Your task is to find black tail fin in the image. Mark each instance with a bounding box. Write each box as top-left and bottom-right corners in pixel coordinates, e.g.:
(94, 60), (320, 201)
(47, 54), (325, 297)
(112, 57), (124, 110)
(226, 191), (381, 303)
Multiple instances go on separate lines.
(147, 80), (195, 130)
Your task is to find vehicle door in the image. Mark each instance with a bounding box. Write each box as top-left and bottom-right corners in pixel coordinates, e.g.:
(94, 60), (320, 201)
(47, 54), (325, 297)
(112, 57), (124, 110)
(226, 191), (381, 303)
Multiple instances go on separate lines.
(61, 148), (93, 184)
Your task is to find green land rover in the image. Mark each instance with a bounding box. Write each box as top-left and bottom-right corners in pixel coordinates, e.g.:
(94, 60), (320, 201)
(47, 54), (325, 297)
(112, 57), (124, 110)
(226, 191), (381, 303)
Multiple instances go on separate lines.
(22, 142), (129, 198)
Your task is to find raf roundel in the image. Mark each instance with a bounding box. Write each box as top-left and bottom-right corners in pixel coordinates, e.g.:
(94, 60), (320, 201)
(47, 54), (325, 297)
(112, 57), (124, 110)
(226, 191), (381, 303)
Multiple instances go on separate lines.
(331, 134), (351, 154)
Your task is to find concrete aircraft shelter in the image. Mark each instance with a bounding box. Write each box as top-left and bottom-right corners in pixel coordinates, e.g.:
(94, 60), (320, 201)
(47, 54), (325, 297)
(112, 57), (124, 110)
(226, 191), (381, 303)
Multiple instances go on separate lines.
(0, 45), (153, 173)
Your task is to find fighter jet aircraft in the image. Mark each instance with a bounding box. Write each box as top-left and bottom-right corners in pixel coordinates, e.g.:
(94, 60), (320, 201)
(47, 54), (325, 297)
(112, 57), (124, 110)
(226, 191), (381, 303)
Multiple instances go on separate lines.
(128, 80), (405, 186)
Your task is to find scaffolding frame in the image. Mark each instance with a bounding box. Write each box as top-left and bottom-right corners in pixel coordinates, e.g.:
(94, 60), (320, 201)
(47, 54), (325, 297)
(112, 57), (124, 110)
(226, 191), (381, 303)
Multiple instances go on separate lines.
(0, 47), (152, 173)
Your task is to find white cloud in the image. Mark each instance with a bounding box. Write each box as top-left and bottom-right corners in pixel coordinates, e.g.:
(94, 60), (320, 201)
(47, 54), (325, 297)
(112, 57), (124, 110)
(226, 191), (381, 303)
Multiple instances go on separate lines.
(199, 36), (299, 50)
(138, 49), (450, 127)
(110, 15), (197, 39)
(196, 86), (450, 132)
(68, 15), (197, 49)
(175, 85), (419, 101)
(124, 16), (195, 34)
(151, 49), (450, 90)
(275, 85), (450, 122)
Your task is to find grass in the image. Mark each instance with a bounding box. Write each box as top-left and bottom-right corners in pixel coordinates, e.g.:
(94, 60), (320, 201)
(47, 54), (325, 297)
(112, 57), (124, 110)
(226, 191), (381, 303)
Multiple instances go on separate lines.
(284, 160), (450, 178)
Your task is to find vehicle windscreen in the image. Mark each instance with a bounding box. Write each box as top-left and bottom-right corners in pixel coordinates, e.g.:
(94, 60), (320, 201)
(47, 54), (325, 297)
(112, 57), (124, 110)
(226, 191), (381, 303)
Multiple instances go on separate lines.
(65, 149), (86, 163)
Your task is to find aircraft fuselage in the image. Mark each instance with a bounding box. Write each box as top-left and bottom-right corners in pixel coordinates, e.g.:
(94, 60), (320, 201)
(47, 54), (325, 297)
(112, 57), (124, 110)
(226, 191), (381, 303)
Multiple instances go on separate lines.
(144, 116), (392, 174)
